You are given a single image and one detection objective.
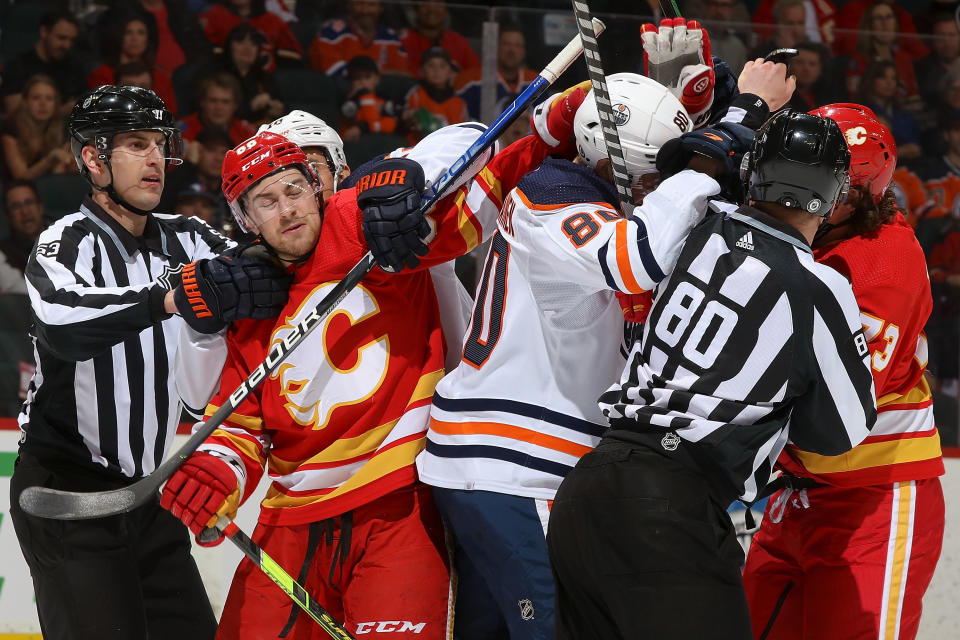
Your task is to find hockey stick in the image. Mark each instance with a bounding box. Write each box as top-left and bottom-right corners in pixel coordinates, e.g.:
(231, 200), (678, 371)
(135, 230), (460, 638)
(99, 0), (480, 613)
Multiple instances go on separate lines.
(19, 19), (605, 521)
(200, 517), (356, 640)
(571, 1), (633, 208)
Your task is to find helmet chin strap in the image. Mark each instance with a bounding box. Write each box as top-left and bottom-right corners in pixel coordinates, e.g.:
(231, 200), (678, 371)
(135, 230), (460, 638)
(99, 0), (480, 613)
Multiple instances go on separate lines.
(92, 159), (154, 216)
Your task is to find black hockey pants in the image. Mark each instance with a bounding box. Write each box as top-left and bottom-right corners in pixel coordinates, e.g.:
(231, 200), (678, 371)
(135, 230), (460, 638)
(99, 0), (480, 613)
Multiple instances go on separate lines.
(546, 438), (753, 640)
(10, 450), (217, 640)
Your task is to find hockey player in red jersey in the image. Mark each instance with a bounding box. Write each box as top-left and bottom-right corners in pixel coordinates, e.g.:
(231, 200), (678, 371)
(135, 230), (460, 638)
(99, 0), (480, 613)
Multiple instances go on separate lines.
(158, 117), (578, 638)
(742, 104), (944, 640)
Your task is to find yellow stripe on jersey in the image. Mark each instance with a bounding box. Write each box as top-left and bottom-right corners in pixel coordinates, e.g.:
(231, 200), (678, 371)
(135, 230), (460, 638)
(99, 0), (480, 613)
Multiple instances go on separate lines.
(261, 438), (425, 509)
(271, 419), (398, 474)
(877, 377), (932, 409)
(883, 482), (914, 640)
(204, 404), (264, 431)
(411, 369), (445, 405)
(791, 431), (942, 474)
(211, 428), (266, 464)
(268, 369), (442, 474)
(451, 167), (502, 252)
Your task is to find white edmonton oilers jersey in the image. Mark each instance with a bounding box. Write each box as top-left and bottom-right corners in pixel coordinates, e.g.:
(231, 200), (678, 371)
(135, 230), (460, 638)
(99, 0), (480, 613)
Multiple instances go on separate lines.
(417, 160), (720, 499)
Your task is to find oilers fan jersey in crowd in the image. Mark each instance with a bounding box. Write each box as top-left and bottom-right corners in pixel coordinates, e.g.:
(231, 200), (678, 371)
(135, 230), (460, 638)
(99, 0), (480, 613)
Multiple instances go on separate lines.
(601, 202), (878, 505)
(417, 159), (721, 500)
(191, 128), (557, 526)
(779, 212), (943, 486)
(19, 198), (233, 479)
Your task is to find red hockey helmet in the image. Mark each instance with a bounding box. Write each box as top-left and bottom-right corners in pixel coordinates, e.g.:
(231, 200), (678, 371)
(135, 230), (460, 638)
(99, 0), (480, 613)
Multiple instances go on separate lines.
(222, 131), (320, 232)
(808, 103), (896, 204)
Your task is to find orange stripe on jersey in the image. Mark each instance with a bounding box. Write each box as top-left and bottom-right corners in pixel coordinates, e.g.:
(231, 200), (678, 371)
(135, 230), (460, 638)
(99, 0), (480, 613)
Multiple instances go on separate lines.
(514, 187), (609, 212)
(790, 430), (942, 475)
(429, 418), (593, 458)
(615, 219), (644, 294)
(204, 405), (264, 431)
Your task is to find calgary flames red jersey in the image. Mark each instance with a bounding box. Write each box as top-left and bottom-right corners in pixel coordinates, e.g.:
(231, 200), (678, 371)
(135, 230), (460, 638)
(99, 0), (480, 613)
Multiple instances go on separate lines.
(780, 214), (943, 486)
(198, 135), (550, 526)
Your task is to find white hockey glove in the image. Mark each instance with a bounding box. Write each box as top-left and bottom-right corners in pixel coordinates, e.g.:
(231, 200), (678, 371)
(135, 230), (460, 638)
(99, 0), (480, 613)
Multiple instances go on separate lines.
(641, 18), (716, 129)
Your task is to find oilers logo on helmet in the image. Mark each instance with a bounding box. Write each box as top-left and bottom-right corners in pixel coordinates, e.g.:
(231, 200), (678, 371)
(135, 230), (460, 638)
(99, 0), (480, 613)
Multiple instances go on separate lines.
(612, 103), (631, 126)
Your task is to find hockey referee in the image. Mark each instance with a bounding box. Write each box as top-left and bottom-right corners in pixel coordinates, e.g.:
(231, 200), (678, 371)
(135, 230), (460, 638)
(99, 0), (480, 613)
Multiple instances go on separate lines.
(546, 110), (878, 640)
(9, 86), (290, 639)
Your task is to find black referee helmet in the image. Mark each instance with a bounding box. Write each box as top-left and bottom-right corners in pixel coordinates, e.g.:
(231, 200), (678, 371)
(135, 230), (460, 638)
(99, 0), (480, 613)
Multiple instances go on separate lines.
(741, 110), (851, 217)
(68, 85), (183, 214)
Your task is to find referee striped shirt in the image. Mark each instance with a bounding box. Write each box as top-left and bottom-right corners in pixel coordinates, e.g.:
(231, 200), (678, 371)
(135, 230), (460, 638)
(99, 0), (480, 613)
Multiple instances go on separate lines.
(601, 203), (877, 503)
(19, 197), (233, 480)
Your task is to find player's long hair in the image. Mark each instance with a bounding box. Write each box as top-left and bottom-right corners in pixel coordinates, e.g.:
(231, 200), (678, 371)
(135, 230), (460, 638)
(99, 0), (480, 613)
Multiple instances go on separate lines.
(846, 184), (898, 235)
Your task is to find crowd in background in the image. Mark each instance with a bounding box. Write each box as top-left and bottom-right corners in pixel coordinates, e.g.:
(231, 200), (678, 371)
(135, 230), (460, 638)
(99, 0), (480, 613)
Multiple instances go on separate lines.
(0, 0), (958, 442)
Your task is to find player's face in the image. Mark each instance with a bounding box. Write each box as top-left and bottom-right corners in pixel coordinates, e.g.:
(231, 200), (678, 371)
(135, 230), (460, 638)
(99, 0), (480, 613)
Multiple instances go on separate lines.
(244, 168), (323, 261)
(631, 172), (661, 205)
(303, 147), (339, 201)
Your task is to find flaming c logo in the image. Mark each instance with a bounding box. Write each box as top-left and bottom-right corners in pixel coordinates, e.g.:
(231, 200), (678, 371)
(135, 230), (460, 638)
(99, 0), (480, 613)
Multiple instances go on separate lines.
(270, 283), (388, 429)
(845, 126), (867, 146)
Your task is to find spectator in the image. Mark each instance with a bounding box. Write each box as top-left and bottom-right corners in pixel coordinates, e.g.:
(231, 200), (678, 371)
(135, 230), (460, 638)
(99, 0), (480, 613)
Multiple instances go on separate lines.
(846, 0), (921, 98)
(158, 127), (232, 216)
(213, 23), (285, 125)
(340, 55), (399, 141)
(891, 164), (936, 228)
(309, 0), (408, 76)
(136, 0), (213, 73)
(785, 41), (841, 111)
(915, 111), (960, 242)
(2, 180), (50, 276)
(87, 12), (179, 115)
(114, 60), (155, 90)
(835, 0), (928, 59)
(456, 25), (538, 121)
(856, 60), (923, 160)
(0, 8), (87, 116)
(178, 72), (257, 145)
(497, 115), (530, 149)
(201, 0), (303, 71)
(700, 0), (749, 75)
(748, 0), (808, 60)
(1, 75), (74, 181)
(401, 0), (480, 78)
(752, 0), (836, 47)
(916, 12), (960, 106)
(403, 47), (468, 142)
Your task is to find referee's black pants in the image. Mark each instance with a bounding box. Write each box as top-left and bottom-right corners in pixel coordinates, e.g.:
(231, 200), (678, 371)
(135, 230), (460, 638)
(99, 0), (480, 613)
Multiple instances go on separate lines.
(546, 439), (752, 640)
(10, 450), (217, 640)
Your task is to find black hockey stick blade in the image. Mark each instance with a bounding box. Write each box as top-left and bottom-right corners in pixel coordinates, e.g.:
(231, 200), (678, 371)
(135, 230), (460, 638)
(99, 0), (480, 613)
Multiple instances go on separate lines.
(19, 24), (599, 521)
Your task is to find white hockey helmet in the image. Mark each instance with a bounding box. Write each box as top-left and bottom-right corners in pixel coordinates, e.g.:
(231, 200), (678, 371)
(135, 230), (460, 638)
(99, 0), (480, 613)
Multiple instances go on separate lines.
(258, 110), (348, 190)
(574, 73), (693, 184)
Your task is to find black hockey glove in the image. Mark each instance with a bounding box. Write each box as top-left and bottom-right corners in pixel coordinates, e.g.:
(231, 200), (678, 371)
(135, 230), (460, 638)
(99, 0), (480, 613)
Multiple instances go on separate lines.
(358, 157), (430, 272)
(656, 121), (755, 180)
(174, 243), (292, 333)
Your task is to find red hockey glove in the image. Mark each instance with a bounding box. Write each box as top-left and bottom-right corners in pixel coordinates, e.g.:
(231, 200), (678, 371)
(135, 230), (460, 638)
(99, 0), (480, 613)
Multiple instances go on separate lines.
(616, 291), (653, 324)
(160, 451), (241, 546)
(641, 18), (715, 129)
(530, 82), (590, 156)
